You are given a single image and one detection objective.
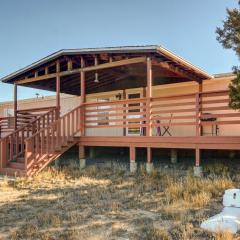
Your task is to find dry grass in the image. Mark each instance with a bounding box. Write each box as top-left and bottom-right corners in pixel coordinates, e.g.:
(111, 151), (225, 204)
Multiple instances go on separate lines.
(0, 161), (239, 239)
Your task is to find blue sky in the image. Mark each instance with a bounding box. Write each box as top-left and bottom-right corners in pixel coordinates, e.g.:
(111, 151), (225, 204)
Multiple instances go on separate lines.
(0, 0), (239, 102)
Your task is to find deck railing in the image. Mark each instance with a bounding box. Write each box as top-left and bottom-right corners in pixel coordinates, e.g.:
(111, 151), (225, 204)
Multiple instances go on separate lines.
(17, 106), (57, 128)
(85, 98), (147, 130)
(83, 90), (240, 137)
(24, 105), (81, 173)
(0, 117), (15, 137)
(0, 108), (57, 169)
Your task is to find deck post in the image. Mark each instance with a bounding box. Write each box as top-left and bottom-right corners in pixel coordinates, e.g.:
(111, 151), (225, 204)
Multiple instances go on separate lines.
(14, 83), (17, 130)
(130, 146), (137, 173)
(55, 66), (61, 158)
(196, 81), (202, 136)
(123, 89), (126, 136)
(79, 145), (86, 169)
(170, 149), (177, 164)
(56, 60), (61, 119)
(146, 147), (153, 173)
(80, 57), (85, 136)
(194, 147), (202, 177)
(146, 57), (152, 137)
(0, 139), (7, 169)
(56, 75), (60, 119)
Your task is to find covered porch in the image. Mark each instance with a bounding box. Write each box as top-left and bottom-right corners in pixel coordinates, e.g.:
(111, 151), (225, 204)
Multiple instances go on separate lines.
(0, 46), (239, 176)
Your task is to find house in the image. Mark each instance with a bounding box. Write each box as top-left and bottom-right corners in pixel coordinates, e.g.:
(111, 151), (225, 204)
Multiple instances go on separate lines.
(0, 45), (238, 177)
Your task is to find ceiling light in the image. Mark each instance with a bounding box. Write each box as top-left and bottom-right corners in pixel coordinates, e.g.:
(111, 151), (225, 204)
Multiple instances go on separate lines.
(94, 72), (99, 83)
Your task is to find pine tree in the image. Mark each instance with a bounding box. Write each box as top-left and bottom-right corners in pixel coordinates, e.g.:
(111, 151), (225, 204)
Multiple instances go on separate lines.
(216, 1), (240, 109)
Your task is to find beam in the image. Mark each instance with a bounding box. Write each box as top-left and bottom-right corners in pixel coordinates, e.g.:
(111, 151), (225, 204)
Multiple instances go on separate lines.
(83, 56), (146, 72)
(157, 61), (200, 81)
(15, 57), (147, 85)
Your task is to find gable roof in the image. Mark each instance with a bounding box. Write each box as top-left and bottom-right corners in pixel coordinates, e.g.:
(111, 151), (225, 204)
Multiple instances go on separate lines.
(1, 45), (212, 83)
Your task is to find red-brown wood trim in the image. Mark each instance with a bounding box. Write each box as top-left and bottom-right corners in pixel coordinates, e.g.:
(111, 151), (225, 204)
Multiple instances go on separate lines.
(56, 75), (60, 119)
(146, 57), (152, 136)
(14, 84), (17, 130)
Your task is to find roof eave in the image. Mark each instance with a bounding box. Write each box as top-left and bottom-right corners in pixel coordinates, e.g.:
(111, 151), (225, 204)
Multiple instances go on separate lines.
(1, 46), (159, 83)
(1, 45), (212, 83)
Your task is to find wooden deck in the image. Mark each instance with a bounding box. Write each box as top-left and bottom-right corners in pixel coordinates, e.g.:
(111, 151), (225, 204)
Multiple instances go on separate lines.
(1, 88), (240, 176)
(79, 136), (240, 150)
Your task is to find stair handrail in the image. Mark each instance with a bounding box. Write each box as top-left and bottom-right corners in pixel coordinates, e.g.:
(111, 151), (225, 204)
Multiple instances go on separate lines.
(24, 105), (82, 174)
(0, 108), (57, 169)
(25, 105), (82, 141)
(1, 107), (57, 140)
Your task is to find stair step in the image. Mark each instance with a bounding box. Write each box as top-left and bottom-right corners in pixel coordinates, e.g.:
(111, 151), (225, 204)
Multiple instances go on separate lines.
(9, 162), (25, 170)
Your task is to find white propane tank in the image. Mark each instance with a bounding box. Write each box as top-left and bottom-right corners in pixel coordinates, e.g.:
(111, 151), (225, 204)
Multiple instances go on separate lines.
(201, 189), (240, 234)
(223, 189), (240, 208)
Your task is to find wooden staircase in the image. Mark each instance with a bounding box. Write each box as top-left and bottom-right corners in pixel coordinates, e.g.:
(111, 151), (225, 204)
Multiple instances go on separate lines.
(0, 105), (82, 177)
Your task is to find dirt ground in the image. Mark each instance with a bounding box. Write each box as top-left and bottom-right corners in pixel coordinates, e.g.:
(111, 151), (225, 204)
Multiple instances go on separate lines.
(0, 161), (239, 240)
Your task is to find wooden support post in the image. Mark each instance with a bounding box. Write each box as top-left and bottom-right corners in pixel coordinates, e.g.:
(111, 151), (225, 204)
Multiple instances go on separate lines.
(79, 145), (85, 159)
(130, 146), (136, 162)
(14, 83), (17, 130)
(0, 139), (7, 169)
(194, 147), (202, 177)
(56, 75), (60, 119)
(80, 57), (85, 136)
(130, 146), (137, 173)
(123, 89), (126, 136)
(195, 148), (200, 167)
(146, 147), (153, 173)
(196, 81), (202, 136)
(56, 60), (61, 119)
(147, 147), (152, 163)
(146, 57), (152, 137)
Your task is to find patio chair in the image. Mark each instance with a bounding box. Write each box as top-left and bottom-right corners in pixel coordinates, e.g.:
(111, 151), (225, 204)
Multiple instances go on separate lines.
(161, 113), (173, 136)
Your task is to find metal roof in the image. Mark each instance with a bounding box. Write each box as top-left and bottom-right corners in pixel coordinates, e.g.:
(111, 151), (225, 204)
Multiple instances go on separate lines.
(213, 72), (235, 78)
(1, 45), (213, 82)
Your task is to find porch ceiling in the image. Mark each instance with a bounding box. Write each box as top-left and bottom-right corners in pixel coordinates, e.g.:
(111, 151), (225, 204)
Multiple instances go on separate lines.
(1, 45), (212, 95)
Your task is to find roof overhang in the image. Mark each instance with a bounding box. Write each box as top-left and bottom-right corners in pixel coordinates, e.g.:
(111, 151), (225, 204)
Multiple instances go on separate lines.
(1, 45), (212, 83)
(0, 45), (213, 96)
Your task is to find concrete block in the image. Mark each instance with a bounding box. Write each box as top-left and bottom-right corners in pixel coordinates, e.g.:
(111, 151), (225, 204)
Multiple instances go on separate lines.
(80, 158), (86, 169)
(194, 166), (203, 177)
(130, 161), (137, 173)
(146, 162), (154, 174)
